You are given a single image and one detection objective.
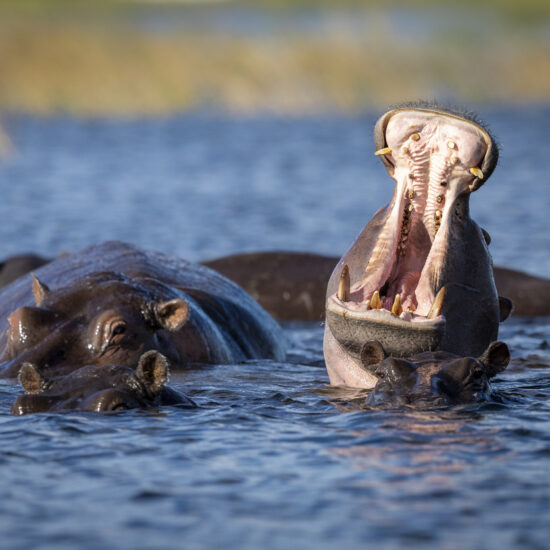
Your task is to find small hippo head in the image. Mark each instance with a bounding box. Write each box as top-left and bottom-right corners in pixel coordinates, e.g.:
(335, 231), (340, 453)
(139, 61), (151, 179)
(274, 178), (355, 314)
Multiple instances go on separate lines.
(1, 272), (190, 378)
(363, 340), (510, 407)
(11, 350), (195, 414)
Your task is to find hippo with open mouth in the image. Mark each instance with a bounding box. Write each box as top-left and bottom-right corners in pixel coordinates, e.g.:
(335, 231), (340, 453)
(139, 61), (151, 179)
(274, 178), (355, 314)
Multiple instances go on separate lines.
(11, 350), (196, 415)
(360, 340), (510, 407)
(324, 103), (509, 388)
(0, 241), (285, 379)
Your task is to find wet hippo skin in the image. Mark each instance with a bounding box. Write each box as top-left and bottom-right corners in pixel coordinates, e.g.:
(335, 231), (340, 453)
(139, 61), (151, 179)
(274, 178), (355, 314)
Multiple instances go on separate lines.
(11, 350), (196, 415)
(0, 241), (285, 379)
(203, 251), (550, 321)
(4, 251), (548, 321)
(361, 339), (510, 407)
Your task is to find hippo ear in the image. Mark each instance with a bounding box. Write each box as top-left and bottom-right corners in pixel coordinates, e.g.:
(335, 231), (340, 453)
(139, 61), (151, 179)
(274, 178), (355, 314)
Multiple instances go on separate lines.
(18, 363), (45, 394)
(136, 350), (169, 395)
(360, 341), (387, 372)
(479, 341), (510, 378)
(154, 299), (189, 331)
(32, 275), (50, 306)
(498, 296), (514, 322)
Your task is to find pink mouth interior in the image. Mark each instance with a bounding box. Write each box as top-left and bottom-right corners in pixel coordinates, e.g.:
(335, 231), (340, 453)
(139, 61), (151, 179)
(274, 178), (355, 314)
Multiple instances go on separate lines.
(332, 110), (489, 320)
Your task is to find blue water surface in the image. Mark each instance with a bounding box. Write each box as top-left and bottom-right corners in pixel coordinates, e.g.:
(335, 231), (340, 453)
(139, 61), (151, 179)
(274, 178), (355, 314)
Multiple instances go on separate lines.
(0, 106), (548, 550)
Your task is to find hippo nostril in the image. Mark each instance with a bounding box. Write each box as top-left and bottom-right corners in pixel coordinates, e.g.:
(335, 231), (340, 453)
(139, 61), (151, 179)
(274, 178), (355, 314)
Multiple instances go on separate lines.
(472, 368), (484, 380)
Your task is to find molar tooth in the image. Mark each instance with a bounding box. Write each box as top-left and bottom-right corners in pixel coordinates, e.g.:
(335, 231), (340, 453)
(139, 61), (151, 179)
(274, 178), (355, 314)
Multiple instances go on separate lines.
(427, 287), (446, 319)
(391, 294), (403, 316)
(447, 140), (457, 150)
(408, 189), (414, 199)
(337, 265), (350, 302)
(470, 167), (484, 179)
(374, 147), (392, 156)
(402, 146), (409, 154)
(451, 156), (459, 165)
(371, 290), (382, 310)
(434, 210), (442, 220)
(436, 195), (443, 203)
(411, 133), (420, 141)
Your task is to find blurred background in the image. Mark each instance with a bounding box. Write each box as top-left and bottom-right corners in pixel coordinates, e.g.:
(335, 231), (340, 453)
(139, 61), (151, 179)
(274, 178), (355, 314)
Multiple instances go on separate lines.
(1, 0), (549, 115)
(0, 0), (549, 272)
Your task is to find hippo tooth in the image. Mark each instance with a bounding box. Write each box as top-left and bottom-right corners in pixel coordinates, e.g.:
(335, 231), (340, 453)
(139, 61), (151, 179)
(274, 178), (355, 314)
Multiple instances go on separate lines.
(427, 286), (446, 319)
(32, 275), (51, 306)
(391, 294), (403, 316)
(337, 265), (350, 302)
(374, 147), (392, 156)
(371, 290), (382, 309)
(365, 299), (371, 310)
(469, 167), (484, 179)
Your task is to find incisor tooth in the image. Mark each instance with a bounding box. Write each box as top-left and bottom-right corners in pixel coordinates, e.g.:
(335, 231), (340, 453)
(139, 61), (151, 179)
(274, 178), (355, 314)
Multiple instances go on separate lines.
(427, 287), (446, 319)
(391, 294), (403, 316)
(337, 264), (350, 302)
(374, 147), (392, 156)
(365, 299), (371, 310)
(470, 167), (484, 179)
(371, 290), (382, 309)
(411, 133), (420, 141)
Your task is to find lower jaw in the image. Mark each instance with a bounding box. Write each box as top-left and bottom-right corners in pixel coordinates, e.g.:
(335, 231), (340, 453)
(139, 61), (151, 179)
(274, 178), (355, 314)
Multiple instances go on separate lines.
(326, 300), (445, 359)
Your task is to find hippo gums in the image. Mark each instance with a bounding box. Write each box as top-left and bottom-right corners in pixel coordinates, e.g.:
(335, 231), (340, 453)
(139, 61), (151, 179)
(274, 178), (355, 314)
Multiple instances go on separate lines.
(362, 340), (511, 407)
(0, 241), (285, 379)
(324, 102), (511, 389)
(11, 350), (196, 414)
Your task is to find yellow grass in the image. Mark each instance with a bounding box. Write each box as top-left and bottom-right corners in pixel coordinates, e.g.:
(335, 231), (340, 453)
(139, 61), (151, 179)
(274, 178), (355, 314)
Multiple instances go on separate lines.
(0, 7), (549, 115)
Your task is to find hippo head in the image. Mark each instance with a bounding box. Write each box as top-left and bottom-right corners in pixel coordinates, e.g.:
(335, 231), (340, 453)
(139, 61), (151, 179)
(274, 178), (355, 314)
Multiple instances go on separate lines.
(363, 340), (510, 407)
(0, 272), (190, 378)
(11, 350), (195, 414)
(324, 102), (507, 389)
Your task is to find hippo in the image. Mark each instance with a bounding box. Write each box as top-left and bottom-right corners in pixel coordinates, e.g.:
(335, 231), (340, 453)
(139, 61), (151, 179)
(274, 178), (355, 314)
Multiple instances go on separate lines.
(323, 102), (510, 389)
(0, 241), (285, 379)
(362, 340), (510, 407)
(202, 251), (550, 321)
(11, 350), (196, 415)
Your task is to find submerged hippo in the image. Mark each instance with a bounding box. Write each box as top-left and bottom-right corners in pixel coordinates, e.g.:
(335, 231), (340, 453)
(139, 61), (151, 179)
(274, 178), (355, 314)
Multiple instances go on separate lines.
(0, 241), (285, 379)
(324, 102), (510, 388)
(11, 350), (196, 414)
(362, 340), (510, 407)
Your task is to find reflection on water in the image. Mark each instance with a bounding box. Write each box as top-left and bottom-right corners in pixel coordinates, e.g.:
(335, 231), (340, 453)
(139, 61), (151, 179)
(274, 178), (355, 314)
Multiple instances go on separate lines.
(0, 108), (549, 549)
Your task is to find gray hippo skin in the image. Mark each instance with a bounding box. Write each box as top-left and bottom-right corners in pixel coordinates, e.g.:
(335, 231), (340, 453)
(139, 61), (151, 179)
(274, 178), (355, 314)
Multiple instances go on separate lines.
(202, 252), (550, 321)
(324, 102), (505, 389)
(362, 340), (510, 407)
(0, 241), (285, 379)
(12, 350), (196, 415)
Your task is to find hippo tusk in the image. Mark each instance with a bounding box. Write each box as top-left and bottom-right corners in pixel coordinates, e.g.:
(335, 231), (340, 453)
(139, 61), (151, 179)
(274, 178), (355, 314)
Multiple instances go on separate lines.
(427, 286), (446, 319)
(337, 265), (350, 302)
(469, 167), (484, 179)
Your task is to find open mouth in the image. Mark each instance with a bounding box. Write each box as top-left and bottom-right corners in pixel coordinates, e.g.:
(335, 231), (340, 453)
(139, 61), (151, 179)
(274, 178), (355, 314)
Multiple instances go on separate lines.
(326, 107), (496, 358)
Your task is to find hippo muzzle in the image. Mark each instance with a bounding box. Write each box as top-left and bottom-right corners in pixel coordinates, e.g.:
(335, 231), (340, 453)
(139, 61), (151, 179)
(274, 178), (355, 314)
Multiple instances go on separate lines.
(324, 104), (502, 389)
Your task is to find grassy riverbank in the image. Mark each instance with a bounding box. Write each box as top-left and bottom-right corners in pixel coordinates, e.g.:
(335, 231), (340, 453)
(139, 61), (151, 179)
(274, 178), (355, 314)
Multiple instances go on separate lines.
(0, 1), (549, 115)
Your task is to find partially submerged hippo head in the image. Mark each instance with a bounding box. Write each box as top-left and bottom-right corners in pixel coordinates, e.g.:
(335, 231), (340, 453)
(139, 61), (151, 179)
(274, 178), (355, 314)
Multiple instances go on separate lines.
(0, 272), (190, 378)
(324, 102), (509, 388)
(11, 350), (196, 414)
(363, 340), (510, 407)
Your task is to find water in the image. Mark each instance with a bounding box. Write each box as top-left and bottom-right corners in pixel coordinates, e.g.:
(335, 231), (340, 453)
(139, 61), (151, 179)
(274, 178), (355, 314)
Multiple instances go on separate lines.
(0, 106), (549, 549)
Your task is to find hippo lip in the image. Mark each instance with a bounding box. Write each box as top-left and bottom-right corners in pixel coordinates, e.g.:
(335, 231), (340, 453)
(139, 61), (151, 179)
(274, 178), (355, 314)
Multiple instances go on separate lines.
(327, 108), (494, 354)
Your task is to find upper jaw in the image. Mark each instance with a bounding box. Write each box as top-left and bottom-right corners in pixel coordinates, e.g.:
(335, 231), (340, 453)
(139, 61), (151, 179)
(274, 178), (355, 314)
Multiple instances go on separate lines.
(326, 108), (494, 356)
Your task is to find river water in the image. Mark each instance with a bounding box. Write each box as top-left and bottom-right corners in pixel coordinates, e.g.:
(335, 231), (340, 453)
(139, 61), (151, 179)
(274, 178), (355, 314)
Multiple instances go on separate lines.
(0, 106), (548, 549)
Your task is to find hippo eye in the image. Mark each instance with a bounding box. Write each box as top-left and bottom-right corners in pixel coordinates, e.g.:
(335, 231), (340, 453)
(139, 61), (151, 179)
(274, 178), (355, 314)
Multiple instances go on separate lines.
(103, 319), (127, 348)
(112, 403), (130, 411)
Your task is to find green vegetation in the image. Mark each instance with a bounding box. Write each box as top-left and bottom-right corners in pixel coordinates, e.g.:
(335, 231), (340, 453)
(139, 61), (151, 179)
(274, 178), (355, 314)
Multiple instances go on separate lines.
(0, 1), (548, 115)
